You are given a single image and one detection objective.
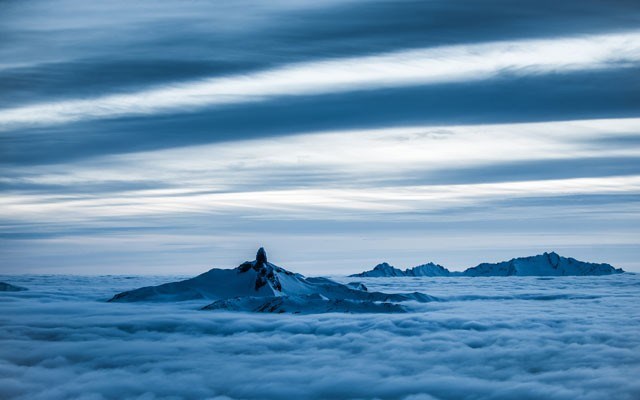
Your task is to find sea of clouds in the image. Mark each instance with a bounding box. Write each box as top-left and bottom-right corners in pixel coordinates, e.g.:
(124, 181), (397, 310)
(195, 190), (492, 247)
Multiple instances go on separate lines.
(1, 274), (639, 400)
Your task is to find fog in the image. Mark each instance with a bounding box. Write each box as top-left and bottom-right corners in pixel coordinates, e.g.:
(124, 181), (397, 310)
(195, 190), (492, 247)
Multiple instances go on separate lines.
(1, 274), (638, 399)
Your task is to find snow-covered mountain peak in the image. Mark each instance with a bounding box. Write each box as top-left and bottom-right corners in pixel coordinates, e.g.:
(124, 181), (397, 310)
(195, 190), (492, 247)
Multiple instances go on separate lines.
(408, 262), (451, 277)
(349, 262), (407, 277)
(349, 252), (623, 277)
(108, 249), (437, 312)
(464, 252), (623, 276)
(374, 262), (395, 271)
(236, 247), (290, 292)
(350, 261), (452, 277)
(108, 248), (306, 303)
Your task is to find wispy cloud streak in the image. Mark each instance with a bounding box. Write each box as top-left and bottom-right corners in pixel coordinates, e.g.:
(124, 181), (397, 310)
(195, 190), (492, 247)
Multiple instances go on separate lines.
(3, 176), (640, 224)
(1, 118), (639, 224)
(1, 31), (639, 130)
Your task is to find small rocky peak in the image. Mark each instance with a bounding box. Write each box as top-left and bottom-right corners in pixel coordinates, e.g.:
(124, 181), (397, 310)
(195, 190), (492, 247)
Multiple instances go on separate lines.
(256, 247), (268, 265)
(252, 247), (282, 292)
(375, 262), (392, 270)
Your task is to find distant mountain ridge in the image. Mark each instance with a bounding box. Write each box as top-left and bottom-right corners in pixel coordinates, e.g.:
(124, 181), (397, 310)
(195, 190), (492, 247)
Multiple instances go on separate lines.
(350, 262), (451, 277)
(463, 252), (623, 276)
(350, 252), (624, 277)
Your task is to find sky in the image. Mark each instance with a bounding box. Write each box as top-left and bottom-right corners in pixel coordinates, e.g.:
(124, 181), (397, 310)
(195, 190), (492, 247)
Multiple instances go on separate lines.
(1, 0), (639, 274)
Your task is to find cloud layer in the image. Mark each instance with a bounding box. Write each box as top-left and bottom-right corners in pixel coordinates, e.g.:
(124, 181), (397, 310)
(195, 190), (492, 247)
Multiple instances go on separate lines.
(1, 274), (639, 399)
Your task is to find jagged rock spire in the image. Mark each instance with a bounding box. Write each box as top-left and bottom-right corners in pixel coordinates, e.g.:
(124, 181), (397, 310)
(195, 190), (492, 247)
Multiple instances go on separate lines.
(256, 247), (267, 265)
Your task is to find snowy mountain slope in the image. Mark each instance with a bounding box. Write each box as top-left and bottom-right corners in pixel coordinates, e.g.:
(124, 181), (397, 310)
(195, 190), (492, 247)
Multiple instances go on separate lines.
(303, 276), (437, 303)
(109, 248), (437, 312)
(0, 282), (27, 292)
(350, 261), (451, 277)
(463, 252), (624, 276)
(202, 294), (406, 314)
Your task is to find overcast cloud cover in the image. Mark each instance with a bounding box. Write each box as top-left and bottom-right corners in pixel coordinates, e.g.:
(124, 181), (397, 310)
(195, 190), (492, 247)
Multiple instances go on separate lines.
(1, 0), (640, 274)
(1, 274), (639, 399)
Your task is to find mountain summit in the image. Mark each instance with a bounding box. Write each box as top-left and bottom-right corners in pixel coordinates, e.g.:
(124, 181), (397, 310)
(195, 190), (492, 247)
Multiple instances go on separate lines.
(237, 247), (289, 292)
(349, 262), (406, 277)
(109, 248), (436, 313)
(350, 261), (451, 277)
(256, 247), (267, 264)
(463, 252), (624, 276)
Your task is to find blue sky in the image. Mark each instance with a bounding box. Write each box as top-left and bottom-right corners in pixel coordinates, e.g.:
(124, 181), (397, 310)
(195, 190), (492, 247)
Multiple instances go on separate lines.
(1, 0), (639, 274)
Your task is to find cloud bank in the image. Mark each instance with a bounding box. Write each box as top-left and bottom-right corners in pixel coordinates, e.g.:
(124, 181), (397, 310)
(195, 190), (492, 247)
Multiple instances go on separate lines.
(0, 274), (639, 399)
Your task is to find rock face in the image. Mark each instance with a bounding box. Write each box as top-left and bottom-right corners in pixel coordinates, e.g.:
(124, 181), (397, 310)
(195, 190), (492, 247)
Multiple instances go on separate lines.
(237, 247), (283, 291)
(109, 248), (437, 313)
(350, 262), (451, 277)
(463, 252), (624, 276)
(256, 247), (267, 265)
(0, 282), (27, 292)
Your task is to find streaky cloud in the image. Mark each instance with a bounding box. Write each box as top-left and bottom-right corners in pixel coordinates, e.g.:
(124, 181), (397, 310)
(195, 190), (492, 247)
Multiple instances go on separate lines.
(3, 117), (638, 190)
(4, 65), (639, 166)
(1, 31), (639, 130)
(3, 176), (640, 223)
